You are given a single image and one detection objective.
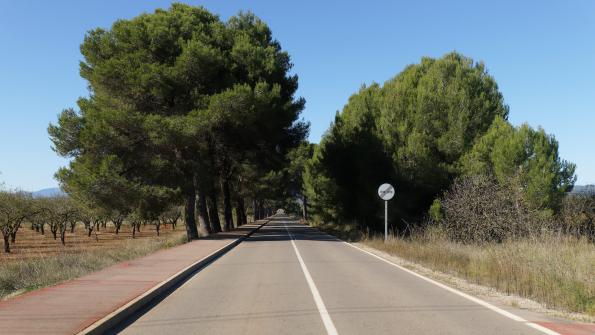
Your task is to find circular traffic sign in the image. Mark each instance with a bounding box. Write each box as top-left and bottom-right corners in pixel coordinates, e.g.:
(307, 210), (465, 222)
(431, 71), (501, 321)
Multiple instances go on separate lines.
(378, 183), (395, 201)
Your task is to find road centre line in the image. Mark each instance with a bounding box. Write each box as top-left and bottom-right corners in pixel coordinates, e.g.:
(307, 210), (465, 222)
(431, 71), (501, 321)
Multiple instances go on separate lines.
(283, 222), (339, 335)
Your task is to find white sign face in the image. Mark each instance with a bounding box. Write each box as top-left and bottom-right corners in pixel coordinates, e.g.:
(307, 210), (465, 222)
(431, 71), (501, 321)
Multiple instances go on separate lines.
(378, 183), (395, 201)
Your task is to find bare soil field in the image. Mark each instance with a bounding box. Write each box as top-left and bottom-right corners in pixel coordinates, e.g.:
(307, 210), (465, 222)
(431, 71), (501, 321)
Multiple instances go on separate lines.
(0, 223), (185, 262)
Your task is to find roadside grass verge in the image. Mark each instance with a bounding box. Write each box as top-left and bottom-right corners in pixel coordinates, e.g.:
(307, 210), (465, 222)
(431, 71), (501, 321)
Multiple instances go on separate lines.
(311, 221), (595, 317)
(0, 232), (186, 300)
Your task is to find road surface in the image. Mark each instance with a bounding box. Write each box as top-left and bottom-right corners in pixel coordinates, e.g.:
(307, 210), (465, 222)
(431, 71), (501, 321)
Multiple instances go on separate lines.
(114, 216), (565, 335)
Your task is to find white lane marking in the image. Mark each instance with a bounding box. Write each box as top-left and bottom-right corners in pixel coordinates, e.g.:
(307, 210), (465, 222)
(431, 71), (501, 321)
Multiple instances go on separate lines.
(342, 242), (561, 335)
(284, 222), (339, 335)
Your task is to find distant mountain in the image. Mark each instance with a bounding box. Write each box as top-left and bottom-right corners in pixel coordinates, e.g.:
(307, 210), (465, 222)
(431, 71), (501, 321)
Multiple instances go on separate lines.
(32, 187), (66, 198)
(571, 185), (595, 194)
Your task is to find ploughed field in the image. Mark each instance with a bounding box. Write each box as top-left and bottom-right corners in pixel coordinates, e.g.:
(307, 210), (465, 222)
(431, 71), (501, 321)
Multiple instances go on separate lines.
(0, 223), (185, 262)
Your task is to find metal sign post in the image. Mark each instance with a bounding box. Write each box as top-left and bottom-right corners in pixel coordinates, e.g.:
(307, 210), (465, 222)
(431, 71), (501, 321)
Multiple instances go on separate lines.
(377, 183), (395, 242)
(384, 200), (388, 242)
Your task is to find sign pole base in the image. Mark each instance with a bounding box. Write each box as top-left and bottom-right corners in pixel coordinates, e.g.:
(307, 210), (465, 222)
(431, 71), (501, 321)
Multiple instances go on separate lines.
(384, 200), (388, 242)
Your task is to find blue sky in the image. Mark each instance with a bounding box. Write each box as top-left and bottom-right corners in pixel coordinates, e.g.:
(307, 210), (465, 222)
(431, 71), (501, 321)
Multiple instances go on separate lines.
(0, 0), (594, 191)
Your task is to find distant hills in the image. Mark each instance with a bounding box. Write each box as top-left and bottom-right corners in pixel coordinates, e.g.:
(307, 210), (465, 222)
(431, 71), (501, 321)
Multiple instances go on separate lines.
(31, 187), (66, 198)
(571, 185), (595, 194)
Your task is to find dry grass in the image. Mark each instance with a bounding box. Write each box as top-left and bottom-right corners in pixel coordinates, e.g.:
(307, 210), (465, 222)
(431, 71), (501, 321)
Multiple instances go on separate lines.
(0, 231), (186, 299)
(312, 221), (595, 317)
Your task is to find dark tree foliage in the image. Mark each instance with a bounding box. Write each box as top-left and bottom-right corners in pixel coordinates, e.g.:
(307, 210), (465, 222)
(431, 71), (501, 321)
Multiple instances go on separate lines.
(286, 142), (315, 219)
(306, 84), (395, 231)
(305, 52), (557, 232)
(461, 116), (575, 213)
(49, 4), (307, 240)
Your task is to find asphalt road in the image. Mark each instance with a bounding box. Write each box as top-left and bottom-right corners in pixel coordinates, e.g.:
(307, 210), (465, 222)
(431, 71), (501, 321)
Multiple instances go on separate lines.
(114, 216), (557, 335)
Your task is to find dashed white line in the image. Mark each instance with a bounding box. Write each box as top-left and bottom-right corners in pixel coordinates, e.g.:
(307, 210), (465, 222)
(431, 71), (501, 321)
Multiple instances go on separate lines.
(284, 222), (339, 335)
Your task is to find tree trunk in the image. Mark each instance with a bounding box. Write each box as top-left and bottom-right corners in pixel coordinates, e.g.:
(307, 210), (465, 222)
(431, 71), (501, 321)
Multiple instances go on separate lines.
(236, 198), (247, 226)
(241, 199), (248, 225)
(258, 202), (264, 219)
(184, 190), (199, 241)
(70, 222), (76, 233)
(197, 186), (211, 234)
(3, 234), (10, 253)
(40, 224), (44, 235)
(208, 191), (222, 233)
(156, 222), (161, 236)
(60, 229), (66, 246)
(222, 179), (233, 231)
(10, 221), (22, 243)
(235, 199), (242, 227)
(302, 194), (308, 220)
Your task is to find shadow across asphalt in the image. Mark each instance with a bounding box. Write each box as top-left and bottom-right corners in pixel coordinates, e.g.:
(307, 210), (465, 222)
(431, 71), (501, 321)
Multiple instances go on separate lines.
(245, 219), (341, 243)
(201, 215), (341, 243)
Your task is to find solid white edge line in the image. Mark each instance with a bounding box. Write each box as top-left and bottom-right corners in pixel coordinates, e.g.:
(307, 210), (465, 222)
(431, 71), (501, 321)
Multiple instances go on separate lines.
(341, 240), (561, 335)
(284, 222), (339, 335)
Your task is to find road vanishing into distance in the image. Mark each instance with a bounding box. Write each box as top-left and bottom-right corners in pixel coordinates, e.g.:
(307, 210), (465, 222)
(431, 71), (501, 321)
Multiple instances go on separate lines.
(113, 216), (561, 335)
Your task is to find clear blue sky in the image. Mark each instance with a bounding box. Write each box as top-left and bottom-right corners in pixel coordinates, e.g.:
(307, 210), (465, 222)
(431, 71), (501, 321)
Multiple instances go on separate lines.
(1, 0), (594, 191)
